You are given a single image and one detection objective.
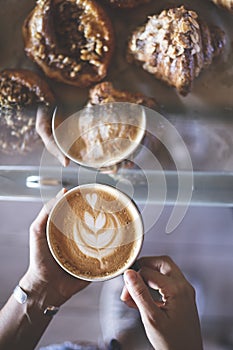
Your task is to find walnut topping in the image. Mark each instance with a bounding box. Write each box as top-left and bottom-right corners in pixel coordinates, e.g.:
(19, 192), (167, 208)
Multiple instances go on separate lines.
(24, 0), (113, 85)
(0, 77), (36, 108)
(189, 17), (199, 29)
(188, 10), (198, 19)
(63, 57), (69, 64)
(0, 69), (54, 154)
(179, 20), (191, 33)
(69, 71), (76, 78)
(0, 106), (39, 154)
(73, 65), (81, 72)
(129, 6), (201, 61)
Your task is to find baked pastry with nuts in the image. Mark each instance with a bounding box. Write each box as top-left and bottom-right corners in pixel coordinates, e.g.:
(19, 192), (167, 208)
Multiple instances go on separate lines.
(0, 69), (55, 154)
(23, 0), (114, 87)
(88, 81), (156, 108)
(127, 6), (226, 95)
(211, 0), (233, 11)
(102, 0), (151, 8)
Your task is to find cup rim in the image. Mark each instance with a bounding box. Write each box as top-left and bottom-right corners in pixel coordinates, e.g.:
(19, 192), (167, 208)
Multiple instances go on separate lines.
(46, 183), (144, 282)
(52, 102), (147, 169)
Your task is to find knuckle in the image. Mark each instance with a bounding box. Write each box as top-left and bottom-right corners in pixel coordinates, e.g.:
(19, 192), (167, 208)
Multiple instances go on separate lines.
(173, 279), (196, 299)
(29, 222), (36, 234)
(160, 255), (173, 264)
(135, 285), (147, 301)
(186, 282), (196, 299)
(30, 222), (42, 236)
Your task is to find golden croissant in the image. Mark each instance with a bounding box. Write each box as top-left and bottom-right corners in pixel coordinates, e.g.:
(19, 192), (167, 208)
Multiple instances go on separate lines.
(127, 6), (226, 95)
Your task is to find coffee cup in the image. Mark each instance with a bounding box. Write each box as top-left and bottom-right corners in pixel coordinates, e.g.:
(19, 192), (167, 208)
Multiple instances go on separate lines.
(46, 184), (144, 281)
(52, 102), (146, 170)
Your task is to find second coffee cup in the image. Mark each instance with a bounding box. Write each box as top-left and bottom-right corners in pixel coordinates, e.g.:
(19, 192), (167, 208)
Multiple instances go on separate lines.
(52, 102), (146, 170)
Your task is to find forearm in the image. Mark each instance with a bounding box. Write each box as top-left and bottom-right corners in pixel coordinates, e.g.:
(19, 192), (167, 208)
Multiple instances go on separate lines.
(0, 274), (65, 350)
(0, 294), (52, 350)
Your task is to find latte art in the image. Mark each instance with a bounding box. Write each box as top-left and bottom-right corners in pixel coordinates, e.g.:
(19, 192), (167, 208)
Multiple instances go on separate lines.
(86, 193), (98, 209)
(47, 184), (144, 281)
(77, 105), (140, 166)
(53, 103), (146, 168)
(73, 194), (124, 269)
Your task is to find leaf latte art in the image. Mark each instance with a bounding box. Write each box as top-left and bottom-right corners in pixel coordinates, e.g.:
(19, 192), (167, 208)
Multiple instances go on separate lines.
(47, 185), (144, 281)
(73, 198), (124, 268)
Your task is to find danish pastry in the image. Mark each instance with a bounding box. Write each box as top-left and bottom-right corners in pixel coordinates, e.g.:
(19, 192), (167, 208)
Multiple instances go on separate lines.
(23, 0), (114, 87)
(212, 0), (233, 11)
(127, 6), (226, 95)
(102, 0), (151, 8)
(0, 69), (55, 154)
(88, 81), (156, 108)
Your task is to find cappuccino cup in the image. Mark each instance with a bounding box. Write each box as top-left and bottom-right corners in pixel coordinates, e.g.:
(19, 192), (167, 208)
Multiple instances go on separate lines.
(46, 184), (144, 281)
(52, 102), (146, 170)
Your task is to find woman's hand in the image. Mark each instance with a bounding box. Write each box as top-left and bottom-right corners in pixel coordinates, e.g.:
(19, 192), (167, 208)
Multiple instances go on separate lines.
(36, 105), (70, 167)
(20, 189), (89, 307)
(0, 190), (88, 350)
(121, 256), (203, 350)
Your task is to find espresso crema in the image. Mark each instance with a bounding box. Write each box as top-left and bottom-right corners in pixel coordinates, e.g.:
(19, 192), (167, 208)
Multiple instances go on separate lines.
(47, 184), (144, 281)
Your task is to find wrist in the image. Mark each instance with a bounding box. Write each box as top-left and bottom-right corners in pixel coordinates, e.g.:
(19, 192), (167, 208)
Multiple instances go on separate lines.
(19, 272), (68, 308)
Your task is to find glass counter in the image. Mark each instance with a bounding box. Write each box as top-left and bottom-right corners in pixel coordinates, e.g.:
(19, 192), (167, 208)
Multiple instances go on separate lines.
(0, 0), (233, 207)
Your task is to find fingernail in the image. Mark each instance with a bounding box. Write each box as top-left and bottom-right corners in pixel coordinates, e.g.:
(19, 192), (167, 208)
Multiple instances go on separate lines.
(124, 270), (137, 285)
(63, 157), (70, 167)
(56, 188), (66, 198)
(120, 287), (127, 301)
(60, 157), (67, 167)
(58, 153), (69, 167)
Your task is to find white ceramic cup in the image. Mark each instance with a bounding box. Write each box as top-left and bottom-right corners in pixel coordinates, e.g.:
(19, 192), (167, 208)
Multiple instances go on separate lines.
(47, 184), (144, 281)
(52, 102), (146, 170)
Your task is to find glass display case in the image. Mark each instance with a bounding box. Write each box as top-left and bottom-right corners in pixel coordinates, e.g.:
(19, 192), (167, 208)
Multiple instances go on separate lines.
(0, 0), (233, 208)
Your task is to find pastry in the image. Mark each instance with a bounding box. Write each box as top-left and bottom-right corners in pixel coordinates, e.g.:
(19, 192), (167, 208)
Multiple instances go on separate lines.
(127, 6), (226, 95)
(23, 0), (114, 87)
(88, 81), (156, 108)
(0, 69), (55, 154)
(102, 0), (151, 8)
(212, 0), (233, 11)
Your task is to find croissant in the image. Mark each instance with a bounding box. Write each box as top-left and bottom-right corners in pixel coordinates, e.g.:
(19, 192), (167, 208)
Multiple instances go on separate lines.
(88, 81), (156, 108)
(22, 0), (114, 87)
(0, 69), (55, 154)
(212, 0), (233, 11)
(102, 0), (151, 8)
(127, 6), (226, 95)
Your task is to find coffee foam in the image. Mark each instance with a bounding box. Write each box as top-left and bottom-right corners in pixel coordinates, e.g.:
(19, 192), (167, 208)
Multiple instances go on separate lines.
(47, 185), (143, 281)
(53, 103), (146, 168)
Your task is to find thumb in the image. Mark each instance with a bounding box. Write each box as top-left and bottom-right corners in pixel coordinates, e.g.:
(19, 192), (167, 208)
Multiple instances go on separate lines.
(124, 270), (162, 320)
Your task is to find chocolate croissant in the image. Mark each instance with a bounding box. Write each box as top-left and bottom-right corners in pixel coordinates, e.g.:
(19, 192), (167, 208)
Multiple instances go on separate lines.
(88, 81), (156, 108)
(127, 6), (226, 95)
(102, 0), (151, 8)
(23, 0), (114, 87)
(212, 0), (233, 11)
(0, 69), (55, 154)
